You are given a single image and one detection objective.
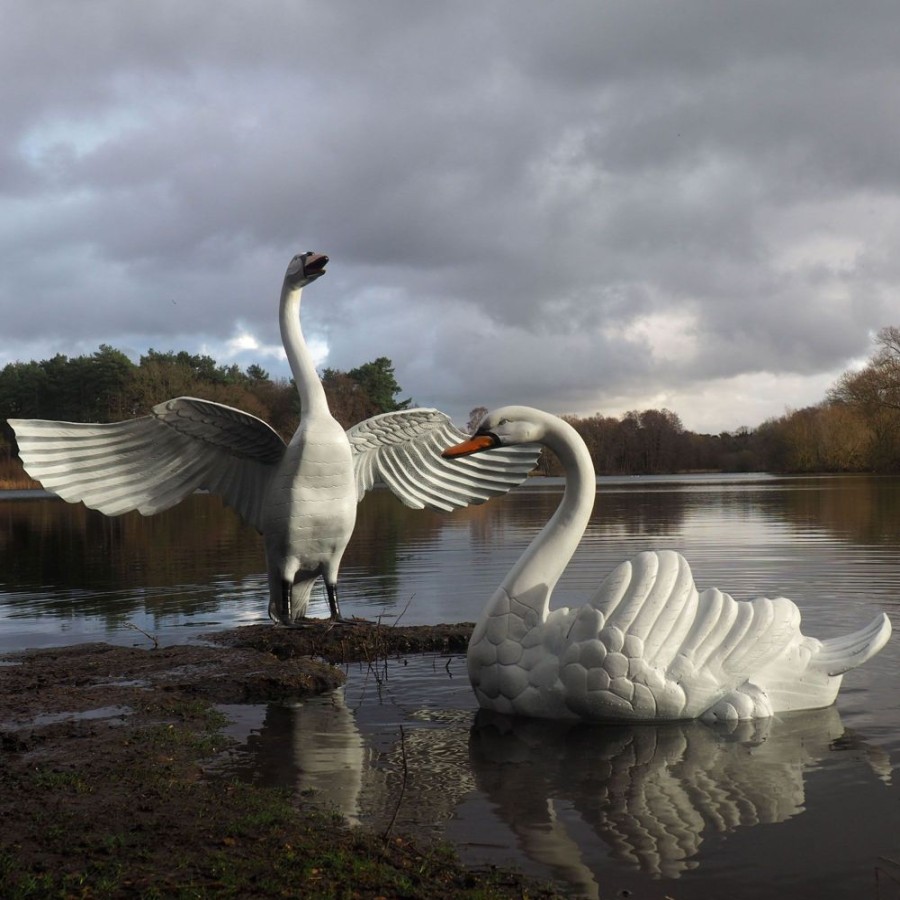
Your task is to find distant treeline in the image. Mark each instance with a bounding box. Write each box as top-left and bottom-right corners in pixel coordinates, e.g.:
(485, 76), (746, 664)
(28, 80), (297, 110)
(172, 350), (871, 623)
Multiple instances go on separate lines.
(0, 346), (408, 473)
(0, 347), (414, 433)
(477, 325), (900, 476)
(2, 326), (900, 477)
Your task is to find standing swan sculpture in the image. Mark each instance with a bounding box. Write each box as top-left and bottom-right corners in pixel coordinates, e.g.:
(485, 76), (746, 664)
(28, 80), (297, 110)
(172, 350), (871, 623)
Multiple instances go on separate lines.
(443, 406), (892, 722)
(9, 253), (539, 625)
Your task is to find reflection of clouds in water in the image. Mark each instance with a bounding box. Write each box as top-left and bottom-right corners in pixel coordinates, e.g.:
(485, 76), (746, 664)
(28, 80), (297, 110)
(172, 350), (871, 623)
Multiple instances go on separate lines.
(468, 708), (889, 892)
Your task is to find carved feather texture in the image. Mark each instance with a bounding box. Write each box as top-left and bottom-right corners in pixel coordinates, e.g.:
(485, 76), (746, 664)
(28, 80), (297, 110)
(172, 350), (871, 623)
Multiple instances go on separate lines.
(10, 401), (540, 541)
(471, 549), (892, 722)
(153, 397), (286, 465)
(346, 408), (540, 511)
(9, 396), (283, 531)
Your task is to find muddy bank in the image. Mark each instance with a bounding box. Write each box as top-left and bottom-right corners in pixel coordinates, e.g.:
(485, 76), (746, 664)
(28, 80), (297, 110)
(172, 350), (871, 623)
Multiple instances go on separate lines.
(0, 619), (476, 721)
(209, 619), (474, 666)
(0, 621), (559, 898)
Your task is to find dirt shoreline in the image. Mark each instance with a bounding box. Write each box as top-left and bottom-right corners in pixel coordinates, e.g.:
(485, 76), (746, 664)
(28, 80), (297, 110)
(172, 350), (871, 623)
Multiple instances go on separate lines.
(0, 621), (559, 898)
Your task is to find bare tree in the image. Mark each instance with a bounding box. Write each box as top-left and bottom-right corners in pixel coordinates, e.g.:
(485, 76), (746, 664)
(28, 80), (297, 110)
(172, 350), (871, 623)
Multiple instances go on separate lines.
(830, 325), (900, 412)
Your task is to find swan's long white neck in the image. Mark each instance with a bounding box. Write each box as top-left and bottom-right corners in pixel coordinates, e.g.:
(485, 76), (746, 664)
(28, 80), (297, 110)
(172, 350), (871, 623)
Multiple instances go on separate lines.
(498, 412), (596, 618)
(280, 281), (328, 416)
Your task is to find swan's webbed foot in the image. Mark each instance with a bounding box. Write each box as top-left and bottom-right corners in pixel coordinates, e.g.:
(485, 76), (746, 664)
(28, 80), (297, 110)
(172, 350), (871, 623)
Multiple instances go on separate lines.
(281, 616), (368, 630)
(323, 618), (367, 629)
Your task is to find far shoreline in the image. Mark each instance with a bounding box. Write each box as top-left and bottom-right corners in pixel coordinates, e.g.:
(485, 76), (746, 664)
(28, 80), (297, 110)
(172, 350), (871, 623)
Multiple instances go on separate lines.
(2, 470), (881, 498)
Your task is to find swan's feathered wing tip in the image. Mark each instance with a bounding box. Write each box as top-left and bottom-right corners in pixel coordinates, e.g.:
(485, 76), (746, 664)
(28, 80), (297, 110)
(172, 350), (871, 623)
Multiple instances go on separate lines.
(347, 408), (539, 510)
(815, 612), (892, 676)
(8, 398), (283, 530)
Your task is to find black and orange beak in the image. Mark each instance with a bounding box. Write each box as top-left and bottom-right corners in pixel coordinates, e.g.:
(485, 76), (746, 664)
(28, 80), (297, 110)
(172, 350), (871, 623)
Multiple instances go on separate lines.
(285, 251), (329, 285)
(304, 252), (328, 276)
(442, 433), (498, 459)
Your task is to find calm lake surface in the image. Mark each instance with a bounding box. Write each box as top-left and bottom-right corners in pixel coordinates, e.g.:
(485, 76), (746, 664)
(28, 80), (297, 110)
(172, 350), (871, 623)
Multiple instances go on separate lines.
(2, 473), (900, 899)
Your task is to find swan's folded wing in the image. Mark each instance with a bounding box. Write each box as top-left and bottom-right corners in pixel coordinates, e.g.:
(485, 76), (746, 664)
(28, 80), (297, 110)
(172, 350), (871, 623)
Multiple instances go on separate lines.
(9, 397), (286, 531)
(587, 551), (805, 675)
(346, 408), (539, 511)
(588, 551), (700, 670)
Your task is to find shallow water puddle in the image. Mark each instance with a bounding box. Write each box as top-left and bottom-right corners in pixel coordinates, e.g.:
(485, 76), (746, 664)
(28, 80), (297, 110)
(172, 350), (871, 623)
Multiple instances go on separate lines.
(2, 704), (134, 731)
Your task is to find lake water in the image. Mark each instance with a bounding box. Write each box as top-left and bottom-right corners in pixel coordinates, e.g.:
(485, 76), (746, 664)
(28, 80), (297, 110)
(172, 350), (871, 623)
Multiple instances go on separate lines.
(2, 474), (900, 898)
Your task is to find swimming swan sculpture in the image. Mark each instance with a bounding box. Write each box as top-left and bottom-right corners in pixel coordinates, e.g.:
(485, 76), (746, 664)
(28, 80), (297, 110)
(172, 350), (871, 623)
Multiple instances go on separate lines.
(9, 253), (538, 625)
(443, 406), (892, 722)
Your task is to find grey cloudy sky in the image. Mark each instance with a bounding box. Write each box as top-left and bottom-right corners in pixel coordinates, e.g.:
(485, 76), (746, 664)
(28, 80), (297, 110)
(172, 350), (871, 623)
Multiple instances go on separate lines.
(2, 1), (898, 433)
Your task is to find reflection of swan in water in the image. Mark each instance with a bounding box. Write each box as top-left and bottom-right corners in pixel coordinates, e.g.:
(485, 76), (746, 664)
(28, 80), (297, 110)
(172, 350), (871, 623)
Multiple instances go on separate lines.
(9, 254), (538, 624)
(469, 708), (890, 891)
(444, 407), (892, 721)
(357, 708), (477, 838)
(224, 688), (366, 824)
(220, 664), (477, 835)
(215, 656), (894, 896)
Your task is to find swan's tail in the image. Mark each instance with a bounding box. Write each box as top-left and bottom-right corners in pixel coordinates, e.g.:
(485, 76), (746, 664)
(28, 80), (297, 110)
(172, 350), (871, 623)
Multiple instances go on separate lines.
(814, 613), (892, 676)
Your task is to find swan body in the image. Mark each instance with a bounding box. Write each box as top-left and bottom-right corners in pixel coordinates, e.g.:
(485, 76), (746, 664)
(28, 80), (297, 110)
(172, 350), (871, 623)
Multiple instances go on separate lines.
(443, 406), (892, 722)
(9, 253), (539, 625)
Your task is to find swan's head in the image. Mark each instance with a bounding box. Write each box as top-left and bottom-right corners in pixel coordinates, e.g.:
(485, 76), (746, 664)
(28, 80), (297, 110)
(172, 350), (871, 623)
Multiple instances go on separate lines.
(442, 406), (548, 458)
(284, 251), (329, 288)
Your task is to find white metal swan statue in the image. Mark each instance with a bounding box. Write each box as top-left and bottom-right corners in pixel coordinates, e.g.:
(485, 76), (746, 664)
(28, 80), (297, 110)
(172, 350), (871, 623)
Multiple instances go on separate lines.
(9, 253), (538, 625)
(443, 406), (892, 722)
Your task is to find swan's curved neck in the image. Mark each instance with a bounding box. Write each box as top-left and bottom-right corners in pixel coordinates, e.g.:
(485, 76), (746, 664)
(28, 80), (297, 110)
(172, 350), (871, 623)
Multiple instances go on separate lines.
(280, 282), (327, 416)
(501, 416), (596, 616)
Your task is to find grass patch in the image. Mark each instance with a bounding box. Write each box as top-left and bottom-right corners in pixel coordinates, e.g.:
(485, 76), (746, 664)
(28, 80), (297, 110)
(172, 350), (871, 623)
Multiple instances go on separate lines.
(1, 774), (555, 898)
(30, 767), (93, 794)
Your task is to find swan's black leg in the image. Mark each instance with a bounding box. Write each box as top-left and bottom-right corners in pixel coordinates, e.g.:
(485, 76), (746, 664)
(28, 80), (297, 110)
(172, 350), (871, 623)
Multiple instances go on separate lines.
(281, 580), (293, 623)
(326, 582), (342, 620)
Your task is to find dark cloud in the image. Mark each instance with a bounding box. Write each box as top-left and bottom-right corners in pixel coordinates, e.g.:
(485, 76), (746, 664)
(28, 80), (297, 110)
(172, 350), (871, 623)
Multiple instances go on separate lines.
(2, 1), (899, 432)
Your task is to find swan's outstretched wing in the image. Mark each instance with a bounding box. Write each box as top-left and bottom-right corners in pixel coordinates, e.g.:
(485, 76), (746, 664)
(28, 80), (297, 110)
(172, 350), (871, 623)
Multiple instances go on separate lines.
(9, 397), (285, 530)
(346, 408), (539, 511)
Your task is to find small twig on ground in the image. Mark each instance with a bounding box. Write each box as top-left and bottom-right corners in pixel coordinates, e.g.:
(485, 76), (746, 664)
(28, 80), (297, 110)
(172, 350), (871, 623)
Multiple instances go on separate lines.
(124, 622), (159, 650)
(362, 644), (383, 686)
(382, 725), (408, 842)
(390, 594), (416, 628)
